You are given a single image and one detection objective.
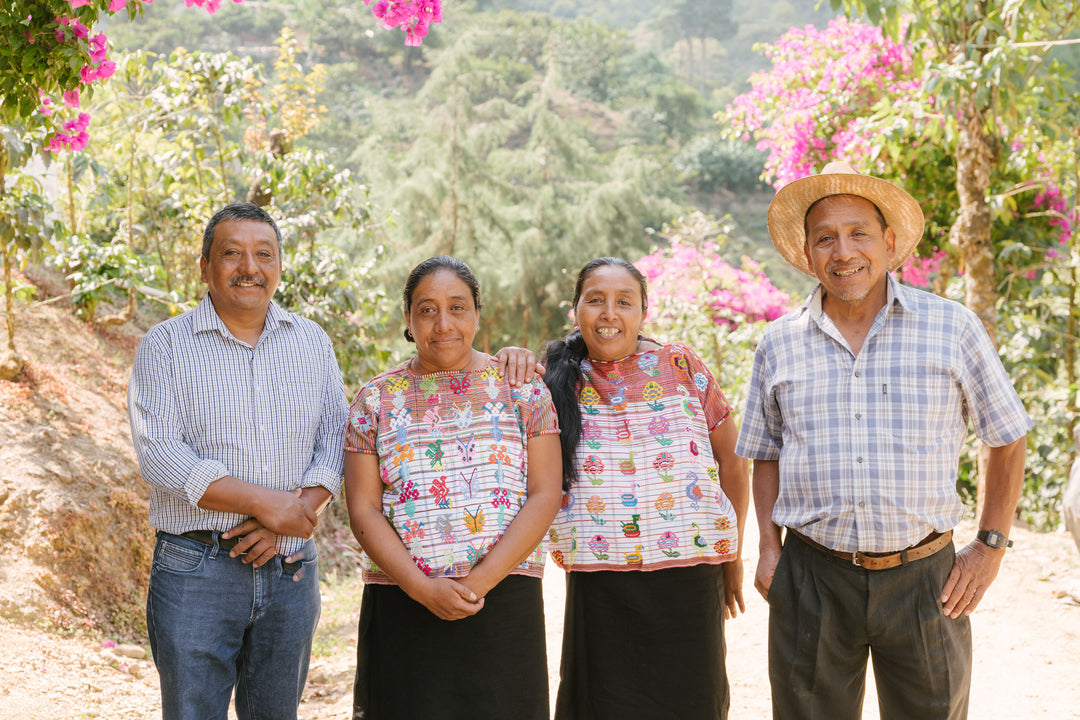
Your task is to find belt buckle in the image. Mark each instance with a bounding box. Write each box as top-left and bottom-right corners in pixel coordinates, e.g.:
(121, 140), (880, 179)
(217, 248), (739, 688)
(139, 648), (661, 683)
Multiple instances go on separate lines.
(851, 552), (862, 567)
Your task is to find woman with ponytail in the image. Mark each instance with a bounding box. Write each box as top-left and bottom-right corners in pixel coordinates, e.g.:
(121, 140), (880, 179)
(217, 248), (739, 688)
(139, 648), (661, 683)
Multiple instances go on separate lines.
(543, 257), (749, 720)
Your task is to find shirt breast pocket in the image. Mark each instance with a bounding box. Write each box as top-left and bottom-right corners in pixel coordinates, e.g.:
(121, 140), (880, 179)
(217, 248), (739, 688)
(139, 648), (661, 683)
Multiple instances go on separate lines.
(884, 372), (958, 453)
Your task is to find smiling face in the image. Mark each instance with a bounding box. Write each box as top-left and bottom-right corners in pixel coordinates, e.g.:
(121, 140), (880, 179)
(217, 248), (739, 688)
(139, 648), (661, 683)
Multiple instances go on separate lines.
(406, 269), (481, 373)
(200, 219), (281, 328)
(574, 264), (646, 362)
(803, 194), (896, 313)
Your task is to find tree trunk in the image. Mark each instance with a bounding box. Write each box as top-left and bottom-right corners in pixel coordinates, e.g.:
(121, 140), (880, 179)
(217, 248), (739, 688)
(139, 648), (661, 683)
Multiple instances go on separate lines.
(950, 104), (998, 514)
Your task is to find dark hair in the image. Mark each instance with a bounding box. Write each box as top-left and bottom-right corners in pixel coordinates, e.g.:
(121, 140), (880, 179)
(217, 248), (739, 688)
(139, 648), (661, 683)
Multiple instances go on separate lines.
(803, 193), (888, 240)
(201, 203), (283, 260)
(543, 257), (648, 488)
(402, 256), (483, 342)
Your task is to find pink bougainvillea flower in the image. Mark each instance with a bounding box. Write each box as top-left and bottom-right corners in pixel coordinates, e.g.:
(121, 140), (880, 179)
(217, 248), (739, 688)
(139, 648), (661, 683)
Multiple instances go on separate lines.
(67, 0), (93, 7)
(95, 59), (117, 80)
(89, 32), (109, 63)
(62, 113), (91, 133)
(107, 0), (127, 10)
(62, 89), (80, 107)
(405, 19), (430, 46)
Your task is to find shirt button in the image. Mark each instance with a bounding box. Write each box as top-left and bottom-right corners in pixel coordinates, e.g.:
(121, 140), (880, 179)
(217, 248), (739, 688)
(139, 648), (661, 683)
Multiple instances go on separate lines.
(856, 456), (863, 463)
(859, 501), (865, 508)
(855, 413), (862, 420)
(854, 370), (861, 377)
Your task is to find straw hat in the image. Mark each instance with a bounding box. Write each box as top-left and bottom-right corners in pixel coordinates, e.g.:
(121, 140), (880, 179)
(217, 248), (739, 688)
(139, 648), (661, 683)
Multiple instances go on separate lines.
(766, 161), (925, 277)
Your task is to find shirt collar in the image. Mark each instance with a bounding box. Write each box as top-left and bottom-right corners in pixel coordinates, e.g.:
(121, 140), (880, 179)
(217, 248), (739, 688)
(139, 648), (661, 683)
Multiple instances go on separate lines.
(191, 293), (291, 339)
(804, 272), (911, 320)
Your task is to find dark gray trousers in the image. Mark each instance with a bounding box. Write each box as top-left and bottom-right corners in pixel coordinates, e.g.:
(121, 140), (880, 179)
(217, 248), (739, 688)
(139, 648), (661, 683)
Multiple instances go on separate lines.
(768, 532), (971, 720)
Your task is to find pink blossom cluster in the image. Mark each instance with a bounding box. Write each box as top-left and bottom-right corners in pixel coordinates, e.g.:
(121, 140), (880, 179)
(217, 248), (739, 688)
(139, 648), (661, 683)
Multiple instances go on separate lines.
(363, 0), (443, 46)
(40, 0), (242, 152)
(46, 112), (91, 152)
(636, 242), (791, 330)
(1031, 179), (1075, 249)
(896, 249), (945, 289)
(182, 0), (244, 15)
(724, 17), (921, 188)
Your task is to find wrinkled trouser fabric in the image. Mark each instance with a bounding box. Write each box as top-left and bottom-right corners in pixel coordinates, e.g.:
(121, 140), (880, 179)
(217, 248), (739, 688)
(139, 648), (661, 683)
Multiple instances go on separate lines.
(768, 533), (971, 720)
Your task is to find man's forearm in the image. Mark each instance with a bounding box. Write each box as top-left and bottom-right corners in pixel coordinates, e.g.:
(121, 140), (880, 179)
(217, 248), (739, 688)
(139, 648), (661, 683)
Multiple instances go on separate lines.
(978, 436), (1027, 533)
(753, 459), (782, 550)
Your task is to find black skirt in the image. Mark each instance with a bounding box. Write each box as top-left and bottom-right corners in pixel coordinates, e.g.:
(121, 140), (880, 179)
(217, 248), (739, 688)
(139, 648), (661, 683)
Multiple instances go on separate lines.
(554, 564), (730, 720)
(353, 573), (549, 720)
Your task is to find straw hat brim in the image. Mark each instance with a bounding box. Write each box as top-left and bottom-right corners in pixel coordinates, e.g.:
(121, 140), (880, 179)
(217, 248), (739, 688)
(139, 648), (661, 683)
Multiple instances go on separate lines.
(766, 164), (925, 277)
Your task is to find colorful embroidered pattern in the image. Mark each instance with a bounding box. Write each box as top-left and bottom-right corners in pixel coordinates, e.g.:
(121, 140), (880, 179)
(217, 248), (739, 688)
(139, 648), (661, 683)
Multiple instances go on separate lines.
(345, 357), (558, 584)
(548, 343), (739, 571)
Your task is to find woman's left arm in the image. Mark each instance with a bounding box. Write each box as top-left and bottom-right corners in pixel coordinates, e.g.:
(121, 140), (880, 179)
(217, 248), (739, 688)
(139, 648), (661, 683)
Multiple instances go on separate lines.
(461, 433), (563, 599)
(710, 417), (749, 619)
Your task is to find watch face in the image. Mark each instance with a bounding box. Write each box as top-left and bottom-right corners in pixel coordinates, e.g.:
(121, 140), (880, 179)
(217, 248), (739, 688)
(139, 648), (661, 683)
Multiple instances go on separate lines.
(979, 530), (1011, 548)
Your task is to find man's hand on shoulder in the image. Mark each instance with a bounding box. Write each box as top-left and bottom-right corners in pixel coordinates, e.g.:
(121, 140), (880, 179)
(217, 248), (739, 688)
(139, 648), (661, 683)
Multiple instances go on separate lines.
(940, 540), (1006, 618)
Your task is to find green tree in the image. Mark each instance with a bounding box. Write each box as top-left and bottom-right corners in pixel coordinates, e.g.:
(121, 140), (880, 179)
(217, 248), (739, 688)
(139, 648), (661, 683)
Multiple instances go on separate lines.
(356, 13), (683, 351)
(833, 0), (1080, 514)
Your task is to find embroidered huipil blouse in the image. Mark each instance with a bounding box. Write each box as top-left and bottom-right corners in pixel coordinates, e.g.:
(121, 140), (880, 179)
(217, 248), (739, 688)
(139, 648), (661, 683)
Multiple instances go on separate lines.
(548, 342), (739, 571)
(345, 356), (559, 585)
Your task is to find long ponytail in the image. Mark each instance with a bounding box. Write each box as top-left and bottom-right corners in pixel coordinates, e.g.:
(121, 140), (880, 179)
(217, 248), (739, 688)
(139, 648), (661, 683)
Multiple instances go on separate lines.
(543, 330), (587, 490)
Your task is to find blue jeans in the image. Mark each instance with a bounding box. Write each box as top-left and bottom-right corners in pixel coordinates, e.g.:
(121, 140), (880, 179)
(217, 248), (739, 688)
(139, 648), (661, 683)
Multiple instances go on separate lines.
(147, 532), (321, 720)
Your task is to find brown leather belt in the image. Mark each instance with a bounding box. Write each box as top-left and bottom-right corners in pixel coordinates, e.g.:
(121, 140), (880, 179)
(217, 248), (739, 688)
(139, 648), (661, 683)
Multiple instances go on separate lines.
(787, 528), (952, 570)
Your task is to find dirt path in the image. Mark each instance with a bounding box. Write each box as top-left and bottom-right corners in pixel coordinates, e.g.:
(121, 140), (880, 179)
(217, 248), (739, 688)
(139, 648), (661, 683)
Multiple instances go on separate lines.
(2, 518), (1079, 719)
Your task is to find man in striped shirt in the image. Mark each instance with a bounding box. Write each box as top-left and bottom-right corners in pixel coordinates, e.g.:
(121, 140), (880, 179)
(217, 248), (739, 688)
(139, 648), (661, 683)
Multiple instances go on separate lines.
(736, 162), (1031, 719)
(128, 203), (348, 720)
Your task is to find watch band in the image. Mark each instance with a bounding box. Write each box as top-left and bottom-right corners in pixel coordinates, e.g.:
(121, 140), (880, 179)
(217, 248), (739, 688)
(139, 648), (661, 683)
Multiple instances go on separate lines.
(976, 529), (1013, 549)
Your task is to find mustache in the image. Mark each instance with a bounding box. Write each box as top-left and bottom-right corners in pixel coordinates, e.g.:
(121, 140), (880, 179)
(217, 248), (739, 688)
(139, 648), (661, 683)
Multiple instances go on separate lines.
(228, 276), (267, 287)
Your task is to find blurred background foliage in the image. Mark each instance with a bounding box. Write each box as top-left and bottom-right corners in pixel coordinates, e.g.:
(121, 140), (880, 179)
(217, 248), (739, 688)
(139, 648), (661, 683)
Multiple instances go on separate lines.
(4, 0), (1079, 530)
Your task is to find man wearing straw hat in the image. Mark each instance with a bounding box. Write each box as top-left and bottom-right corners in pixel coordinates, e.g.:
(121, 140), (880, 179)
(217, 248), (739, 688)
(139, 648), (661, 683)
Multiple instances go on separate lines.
(735, 161), (1031, 719)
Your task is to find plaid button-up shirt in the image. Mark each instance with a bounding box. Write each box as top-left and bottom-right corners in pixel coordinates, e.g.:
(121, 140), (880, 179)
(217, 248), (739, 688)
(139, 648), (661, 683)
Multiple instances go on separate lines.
(736, 274), (1032, 553)
(128, 295), (348, 556)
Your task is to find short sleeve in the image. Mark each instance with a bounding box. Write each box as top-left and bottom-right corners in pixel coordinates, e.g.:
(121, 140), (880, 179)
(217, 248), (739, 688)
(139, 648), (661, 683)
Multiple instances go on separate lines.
(345, 380), (382, 454)
(514, 378), (560, 438)
(957, 312), (1033, 446)
(676, 343), (732, 431)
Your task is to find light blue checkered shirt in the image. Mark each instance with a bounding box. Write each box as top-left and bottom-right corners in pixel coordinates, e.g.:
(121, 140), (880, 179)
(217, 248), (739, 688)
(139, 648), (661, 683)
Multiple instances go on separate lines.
(128, 295), (348, 555)
(736, 274), (1032, 553)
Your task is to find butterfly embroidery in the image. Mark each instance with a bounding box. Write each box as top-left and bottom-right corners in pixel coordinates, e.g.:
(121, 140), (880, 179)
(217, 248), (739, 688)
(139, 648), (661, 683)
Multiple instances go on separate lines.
(451, 402), (473, 429)
(456, 434), (475, 464)
(459, 467), (478, 499)
(450, 373), (471, 394)
(463, 506), (486, 534)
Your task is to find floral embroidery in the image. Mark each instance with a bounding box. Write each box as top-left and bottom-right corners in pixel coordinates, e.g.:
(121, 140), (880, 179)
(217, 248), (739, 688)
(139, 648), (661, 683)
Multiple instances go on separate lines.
(550, 343), (738, 572)
(344, 359), (558, 585)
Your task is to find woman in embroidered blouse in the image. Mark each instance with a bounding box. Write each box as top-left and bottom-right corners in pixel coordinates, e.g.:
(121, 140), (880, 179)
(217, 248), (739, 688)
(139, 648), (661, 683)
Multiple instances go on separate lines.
(543, 257), (749, 720)
(344, 256), (563, 720)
